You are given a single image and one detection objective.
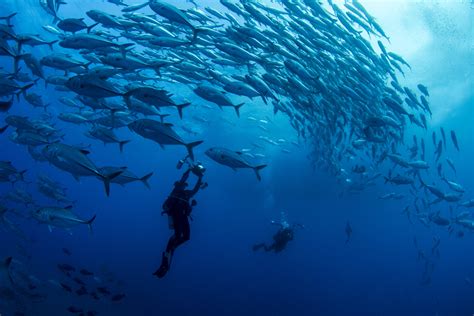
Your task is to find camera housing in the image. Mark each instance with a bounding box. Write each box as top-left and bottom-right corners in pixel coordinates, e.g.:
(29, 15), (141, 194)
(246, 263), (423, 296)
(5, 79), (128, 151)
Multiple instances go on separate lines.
(192, 163), (206, 176)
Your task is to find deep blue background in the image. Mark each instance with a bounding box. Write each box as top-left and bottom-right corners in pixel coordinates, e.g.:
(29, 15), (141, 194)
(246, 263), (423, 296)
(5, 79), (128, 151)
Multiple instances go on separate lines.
(1, 1), (473, 315)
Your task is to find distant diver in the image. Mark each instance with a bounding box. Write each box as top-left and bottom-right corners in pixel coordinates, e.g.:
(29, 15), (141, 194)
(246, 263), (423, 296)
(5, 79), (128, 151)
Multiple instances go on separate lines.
(253, 212), (303, 253)
(154, 157), (207, 278)
(345, 221), (353, 244)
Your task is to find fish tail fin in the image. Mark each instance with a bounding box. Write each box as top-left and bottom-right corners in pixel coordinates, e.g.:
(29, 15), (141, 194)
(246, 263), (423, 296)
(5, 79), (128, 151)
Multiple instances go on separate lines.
(418, 176), (426, 189)
(119, 140), (131, 153)
(12, 53), (26, 74)
(100, 169), (125, 197)
(192, 27), (205, 41)
(253, 165), (267, 181)
(119, 43), (134, 57)
(176, 102), (191, 119)
(2, 12), (17, 26)
(185, 140), (203, 160)
(48, 40), (58, 50)
(0, 125), (8, 134)
(140, 172), (153, 190)
(86, 215), (96, 234)
(18, 169), (27, 182)
(234, 103), (244, 117)
(87, 22), (99, 33)
(383, 176), (389, 184)
(16, 83), (34, 100)
(158, 114), (170, 123)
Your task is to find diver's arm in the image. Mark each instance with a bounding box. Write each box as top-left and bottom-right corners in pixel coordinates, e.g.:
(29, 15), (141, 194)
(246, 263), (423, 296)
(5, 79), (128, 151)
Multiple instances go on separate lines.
(180, 169), (191, 183)
(190, 175), (203, 196)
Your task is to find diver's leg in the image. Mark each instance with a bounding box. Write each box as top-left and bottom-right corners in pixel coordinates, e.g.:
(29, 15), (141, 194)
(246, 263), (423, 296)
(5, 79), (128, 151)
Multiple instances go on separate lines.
(264, 243), (275, 252)
(168, 214), (186, 252)
(154, 238), (174, 278)
(180, 217), (190, 244)
(154, 216), (182, 278)
(170, 215), (189, 249)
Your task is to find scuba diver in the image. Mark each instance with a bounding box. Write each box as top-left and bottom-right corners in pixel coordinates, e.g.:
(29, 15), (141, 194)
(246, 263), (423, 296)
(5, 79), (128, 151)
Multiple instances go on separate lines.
(153, 157), (207, 278)
(252, 212), (304, 253)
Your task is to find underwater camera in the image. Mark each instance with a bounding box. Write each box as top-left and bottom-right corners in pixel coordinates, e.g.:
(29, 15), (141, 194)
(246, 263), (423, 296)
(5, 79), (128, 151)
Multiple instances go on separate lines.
(192, 163), (206, 177)
(176, 155), (205, 177)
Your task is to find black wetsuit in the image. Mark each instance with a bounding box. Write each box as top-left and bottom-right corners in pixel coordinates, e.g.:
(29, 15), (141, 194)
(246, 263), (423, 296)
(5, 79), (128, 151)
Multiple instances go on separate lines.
(154, 169), (202, 278)
(253, 227), (294, 253)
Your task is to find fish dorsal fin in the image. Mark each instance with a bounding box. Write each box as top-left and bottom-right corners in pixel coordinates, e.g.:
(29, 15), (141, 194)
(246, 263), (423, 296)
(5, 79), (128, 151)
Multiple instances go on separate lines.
(80, 149), (90, 155)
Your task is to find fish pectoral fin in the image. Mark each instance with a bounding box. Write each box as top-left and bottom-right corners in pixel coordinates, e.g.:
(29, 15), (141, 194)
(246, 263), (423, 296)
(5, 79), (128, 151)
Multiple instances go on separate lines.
(48, 225), (53, 233)
(73, 160), (100, 177)
(57, 156), (68, 163)
(61, 217), (88, 225)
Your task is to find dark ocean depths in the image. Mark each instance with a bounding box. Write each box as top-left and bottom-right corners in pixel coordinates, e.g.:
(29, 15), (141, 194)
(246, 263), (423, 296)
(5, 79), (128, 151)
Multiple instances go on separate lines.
(0, 0), (473, 315)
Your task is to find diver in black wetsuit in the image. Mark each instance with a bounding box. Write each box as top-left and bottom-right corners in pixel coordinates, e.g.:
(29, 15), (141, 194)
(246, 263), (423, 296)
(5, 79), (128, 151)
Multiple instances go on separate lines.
(154, 162), (206, 278)
(253, 215), (304, 253)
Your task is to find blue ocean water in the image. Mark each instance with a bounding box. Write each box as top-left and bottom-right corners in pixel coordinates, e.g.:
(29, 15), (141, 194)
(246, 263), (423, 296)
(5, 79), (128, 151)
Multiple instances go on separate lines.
(0, 0), (473, 315)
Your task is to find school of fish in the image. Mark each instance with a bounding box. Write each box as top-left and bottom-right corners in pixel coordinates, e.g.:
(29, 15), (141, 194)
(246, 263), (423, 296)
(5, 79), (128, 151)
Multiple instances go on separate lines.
(0, 0), (472, 313)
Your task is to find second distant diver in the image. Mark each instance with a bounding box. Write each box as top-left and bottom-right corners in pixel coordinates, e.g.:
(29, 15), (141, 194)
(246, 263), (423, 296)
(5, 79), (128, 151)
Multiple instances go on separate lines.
(153, 159), (206, 278)
(253, 213), (304, 253)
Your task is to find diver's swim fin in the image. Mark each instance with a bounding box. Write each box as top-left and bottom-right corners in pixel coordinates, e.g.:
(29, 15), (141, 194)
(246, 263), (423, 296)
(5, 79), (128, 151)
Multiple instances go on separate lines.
(153, 253), (169, 279)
